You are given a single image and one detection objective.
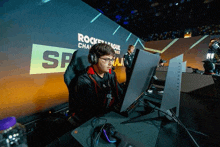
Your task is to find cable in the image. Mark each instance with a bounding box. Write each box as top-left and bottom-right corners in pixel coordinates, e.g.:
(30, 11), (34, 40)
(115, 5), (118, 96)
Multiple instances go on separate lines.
(170, 109), (200, 147)
(91, 117), (99, 128)
(169, 110), (208, 136)
(90, 117), (107, 147)
(156, 107), (200, 147)
(139, 100), (200, 147)
(91, 117), (107, 128)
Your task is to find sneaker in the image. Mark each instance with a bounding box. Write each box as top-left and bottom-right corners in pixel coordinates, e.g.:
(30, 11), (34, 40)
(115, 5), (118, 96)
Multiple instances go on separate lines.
(158, 91), (164, 94)
(147, 89), (153, 94)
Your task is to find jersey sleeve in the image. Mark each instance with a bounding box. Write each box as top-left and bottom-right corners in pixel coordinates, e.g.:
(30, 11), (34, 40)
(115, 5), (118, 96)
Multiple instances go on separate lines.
(71, 76), (99, 121)
(124, 53), (129, 67)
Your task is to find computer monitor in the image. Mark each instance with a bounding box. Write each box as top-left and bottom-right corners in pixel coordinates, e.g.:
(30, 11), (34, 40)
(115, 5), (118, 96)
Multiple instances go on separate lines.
(160, 54), (183, 117)
(120, 49), (160, 112)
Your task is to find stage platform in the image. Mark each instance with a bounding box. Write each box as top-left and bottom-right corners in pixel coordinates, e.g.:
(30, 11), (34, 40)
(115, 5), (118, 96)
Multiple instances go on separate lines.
(19, 72), (220, 147)
(44, 91), (220, 147)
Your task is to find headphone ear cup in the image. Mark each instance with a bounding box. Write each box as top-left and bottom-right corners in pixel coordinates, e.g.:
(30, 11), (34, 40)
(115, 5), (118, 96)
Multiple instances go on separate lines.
(88, 53), (92, 64)
(88, 53), (93, 64)
(93, 53), (98, 64)
(89, 53), (98, 65)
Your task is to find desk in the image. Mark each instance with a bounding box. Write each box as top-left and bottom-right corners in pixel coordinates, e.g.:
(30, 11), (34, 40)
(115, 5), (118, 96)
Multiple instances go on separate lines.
(71, 105), (162, 147)
(46, 93), (220, 147)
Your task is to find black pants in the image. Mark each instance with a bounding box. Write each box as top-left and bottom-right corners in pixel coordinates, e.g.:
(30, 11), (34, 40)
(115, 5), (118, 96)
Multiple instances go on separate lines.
(215, 65), (220, 74)
(125, 68), (132, 85)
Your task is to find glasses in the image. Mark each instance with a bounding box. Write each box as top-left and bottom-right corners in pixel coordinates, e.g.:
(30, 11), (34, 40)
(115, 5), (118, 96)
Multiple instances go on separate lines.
(99, 58), (115, 63)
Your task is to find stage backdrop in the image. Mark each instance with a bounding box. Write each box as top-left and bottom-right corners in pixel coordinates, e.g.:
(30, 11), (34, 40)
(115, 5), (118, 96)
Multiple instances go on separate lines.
(144, 35), (210, 71)
(0, 0), (145, 119)
(0, 0), (214, 120)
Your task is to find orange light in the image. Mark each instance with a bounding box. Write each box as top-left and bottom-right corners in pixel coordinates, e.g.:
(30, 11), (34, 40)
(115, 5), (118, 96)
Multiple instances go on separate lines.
(184, 33), (192, 38)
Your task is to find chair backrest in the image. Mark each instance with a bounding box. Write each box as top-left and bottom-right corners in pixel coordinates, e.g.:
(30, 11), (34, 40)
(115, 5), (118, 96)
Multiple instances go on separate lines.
(64, 49), (90, 115)
(64, 49), (90, 89)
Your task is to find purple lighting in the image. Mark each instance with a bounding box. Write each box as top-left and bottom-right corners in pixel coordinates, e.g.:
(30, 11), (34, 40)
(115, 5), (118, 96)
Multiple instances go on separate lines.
(103, 129), (116, 143)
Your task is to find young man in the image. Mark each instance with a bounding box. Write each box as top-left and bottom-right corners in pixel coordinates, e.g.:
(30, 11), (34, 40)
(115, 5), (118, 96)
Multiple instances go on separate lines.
(203, 38), (220, 75)
(69, 43), (123, 124)
(209, 38), (220, 74)
(123, 45), (135, 83)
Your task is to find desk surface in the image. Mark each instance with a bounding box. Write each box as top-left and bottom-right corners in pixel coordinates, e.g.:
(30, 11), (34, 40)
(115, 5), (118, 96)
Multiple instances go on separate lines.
(46, 93), (220, 147)
(71, 108), (161, 147)
(44, 91), (220, 147)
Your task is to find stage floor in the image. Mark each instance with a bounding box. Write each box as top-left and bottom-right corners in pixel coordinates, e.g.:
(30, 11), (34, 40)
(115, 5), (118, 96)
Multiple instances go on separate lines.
(155, 92), (220, 147)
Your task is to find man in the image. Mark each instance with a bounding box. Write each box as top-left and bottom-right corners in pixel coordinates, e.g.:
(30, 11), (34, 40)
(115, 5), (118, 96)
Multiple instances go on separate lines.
(204, 38), (220, 75)
(210, 38), (220, 74)
(124, 45), (135, 83)
(159, 58), (166, 67)
(69, 43), (123, 124)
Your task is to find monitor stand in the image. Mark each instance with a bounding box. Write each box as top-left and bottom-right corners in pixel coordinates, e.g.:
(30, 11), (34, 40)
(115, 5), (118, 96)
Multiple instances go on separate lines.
(119, 92), (145, 117)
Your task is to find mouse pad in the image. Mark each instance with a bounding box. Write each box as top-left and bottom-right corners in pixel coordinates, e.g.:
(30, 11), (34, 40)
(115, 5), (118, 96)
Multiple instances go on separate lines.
(71, 111), (161, 147)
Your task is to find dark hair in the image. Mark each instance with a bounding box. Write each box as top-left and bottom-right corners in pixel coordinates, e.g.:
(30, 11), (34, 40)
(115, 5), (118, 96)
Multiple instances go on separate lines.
(89, 43), (115, 58)
(127, 45), (134, 51)
(210, 38), (219, 42)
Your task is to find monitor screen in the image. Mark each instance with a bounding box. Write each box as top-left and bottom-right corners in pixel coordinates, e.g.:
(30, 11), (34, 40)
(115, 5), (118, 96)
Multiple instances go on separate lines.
(120, 49), (160, 112)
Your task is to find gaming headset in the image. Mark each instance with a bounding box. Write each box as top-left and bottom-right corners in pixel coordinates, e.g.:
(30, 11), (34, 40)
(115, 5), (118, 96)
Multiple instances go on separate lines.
(88, 44), (99, 65)
(88, 53), (98, 65)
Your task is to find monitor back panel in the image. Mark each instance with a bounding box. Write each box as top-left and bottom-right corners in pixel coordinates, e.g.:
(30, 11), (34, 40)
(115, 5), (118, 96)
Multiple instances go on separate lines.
(120, 49), (160, 112)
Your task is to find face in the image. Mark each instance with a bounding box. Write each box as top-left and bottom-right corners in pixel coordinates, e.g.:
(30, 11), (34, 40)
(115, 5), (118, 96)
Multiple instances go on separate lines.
(209, 40), (215, 48)
(129, 46), (135, 53)
(159, 63), (164, 66)
(97, 55), (114, 73)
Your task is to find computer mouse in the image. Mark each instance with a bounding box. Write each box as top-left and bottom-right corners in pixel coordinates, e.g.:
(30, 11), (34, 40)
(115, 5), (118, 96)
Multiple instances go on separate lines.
(94, 123), (117, 144)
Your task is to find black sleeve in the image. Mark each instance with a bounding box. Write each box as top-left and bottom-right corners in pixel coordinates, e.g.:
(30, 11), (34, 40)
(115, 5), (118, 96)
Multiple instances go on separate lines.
(110, 71), (124, 102)
(214, 53), (220, 61)
(72, 76), (99, 122)
(109, 73), (124, 112)
(124, 54), (129, 68)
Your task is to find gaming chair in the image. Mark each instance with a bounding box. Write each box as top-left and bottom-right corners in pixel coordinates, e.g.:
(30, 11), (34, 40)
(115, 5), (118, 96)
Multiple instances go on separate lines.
(64, 49), (90, 114)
